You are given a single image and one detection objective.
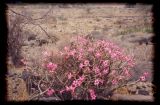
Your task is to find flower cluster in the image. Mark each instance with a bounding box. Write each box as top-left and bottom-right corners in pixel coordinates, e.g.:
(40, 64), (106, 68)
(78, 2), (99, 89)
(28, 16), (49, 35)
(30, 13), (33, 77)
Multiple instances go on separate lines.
(139, 72), (149, 81)
(46, 88), (55, 96)
(89, 89), (96, 100)
(52, 36), (137, 100)
(33, 35), (149, 100)
(66, 75), (85, 93)
(46, 62), (57, 73)
(19, 32), (152, 101)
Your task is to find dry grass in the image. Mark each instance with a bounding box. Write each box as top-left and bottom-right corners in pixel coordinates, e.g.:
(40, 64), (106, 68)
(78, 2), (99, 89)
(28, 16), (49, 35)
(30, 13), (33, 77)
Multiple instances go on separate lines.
(6, 4), (154, 101)
(113, 87), (130, 95)
(7, 77), (29, 101)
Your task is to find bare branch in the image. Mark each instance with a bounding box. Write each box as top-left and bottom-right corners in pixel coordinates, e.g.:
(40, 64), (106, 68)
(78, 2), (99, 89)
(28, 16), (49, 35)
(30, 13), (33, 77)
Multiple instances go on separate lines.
(8, 8), (58, 44)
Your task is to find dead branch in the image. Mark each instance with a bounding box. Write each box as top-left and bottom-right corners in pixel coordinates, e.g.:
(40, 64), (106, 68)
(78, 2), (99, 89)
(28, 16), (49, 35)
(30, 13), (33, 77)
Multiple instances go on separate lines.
(8, 7), (53, 20)
(8, 8), (58, 44)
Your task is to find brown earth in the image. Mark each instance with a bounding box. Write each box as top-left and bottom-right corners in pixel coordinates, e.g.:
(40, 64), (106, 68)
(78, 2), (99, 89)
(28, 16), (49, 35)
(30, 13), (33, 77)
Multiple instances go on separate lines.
(6, 4), (154, 101)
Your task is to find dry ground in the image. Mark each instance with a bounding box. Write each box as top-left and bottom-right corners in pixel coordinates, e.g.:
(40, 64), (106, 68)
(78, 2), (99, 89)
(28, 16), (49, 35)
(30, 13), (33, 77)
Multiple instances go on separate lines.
(6, 3), (154, 101)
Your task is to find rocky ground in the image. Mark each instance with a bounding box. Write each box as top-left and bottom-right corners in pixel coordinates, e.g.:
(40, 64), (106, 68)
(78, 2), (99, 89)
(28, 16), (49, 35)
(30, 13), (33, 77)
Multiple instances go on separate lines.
(6, 4), (155, 101)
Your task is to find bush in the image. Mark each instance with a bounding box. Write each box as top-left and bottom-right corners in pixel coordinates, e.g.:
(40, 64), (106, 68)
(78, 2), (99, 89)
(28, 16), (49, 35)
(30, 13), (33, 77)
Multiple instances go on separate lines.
(27, 35), (149, 100)
(8, 16), (24, 67)
(41, 36), (133, 99)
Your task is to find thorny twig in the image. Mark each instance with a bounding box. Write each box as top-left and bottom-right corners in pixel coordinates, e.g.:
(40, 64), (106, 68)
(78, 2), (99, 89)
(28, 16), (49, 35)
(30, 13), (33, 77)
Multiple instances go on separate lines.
(8, 7), (53, 20)
(38, 77), (45, 93)
(8, 8), (58, 44)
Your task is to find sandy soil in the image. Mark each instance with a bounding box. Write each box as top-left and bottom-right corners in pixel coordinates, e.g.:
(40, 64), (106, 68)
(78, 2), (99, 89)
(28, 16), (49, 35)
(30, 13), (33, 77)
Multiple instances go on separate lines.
(6, 4), (154, 101)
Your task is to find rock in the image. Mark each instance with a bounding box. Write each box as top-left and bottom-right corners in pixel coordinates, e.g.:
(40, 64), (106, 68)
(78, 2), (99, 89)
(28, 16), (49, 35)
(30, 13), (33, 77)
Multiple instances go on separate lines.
(21, 70), (32, 81)
(7, 76), (29, 101)
(110, 94), (154, 101)
(131, 62), (153, 82)
(28, 35), (36, 41)
(89, 31), (106, 40)
(138, 89), (149, 95)
(121, 34), (154, 45)
(38, 96), (61, 101)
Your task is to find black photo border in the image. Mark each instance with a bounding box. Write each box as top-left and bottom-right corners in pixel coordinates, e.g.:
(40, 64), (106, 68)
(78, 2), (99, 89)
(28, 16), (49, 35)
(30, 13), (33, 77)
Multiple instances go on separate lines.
(0, 0), (159, 104)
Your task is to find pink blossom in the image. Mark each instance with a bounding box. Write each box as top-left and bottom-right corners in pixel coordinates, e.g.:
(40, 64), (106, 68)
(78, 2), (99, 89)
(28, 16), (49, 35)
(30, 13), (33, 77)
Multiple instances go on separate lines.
(46, 88), (55, 96)
(78, 53), (83, 60)
(69, 49), (76, 56)
(59, 89), (65, 94)
(124, 68), (131, 77)
(103, 68), (109, 74)
(64, 46), (69, 51)
(66, 75), (85, 93)
(111, 53), (118, 59)
(94, 67), (100, 74)
(68, 72), (73, 79)
(140, 76), (146, 81)
(84, 60), (90, 66)
(143, 72), (149, 77)
(88, 47), (94, 52)
(104, 47), (110, 52)
(46, 62), (57, 72)
(79, 63), (84, 68)
(112, 79), (118, 85)
(89, 89), (96, 100)
(94, 79), (104, 86)
(95, 52), (101, 58)
(102, 60), (109, 67)
(79, 48), (83, 53)
(42, 51), (51, 57)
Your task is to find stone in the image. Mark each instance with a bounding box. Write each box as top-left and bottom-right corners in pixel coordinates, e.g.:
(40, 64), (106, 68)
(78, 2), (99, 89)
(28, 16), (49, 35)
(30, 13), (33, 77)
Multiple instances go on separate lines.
(138, 89), (149, 95)
(38, 96), (61, 101)
(110, 94), (154, 101)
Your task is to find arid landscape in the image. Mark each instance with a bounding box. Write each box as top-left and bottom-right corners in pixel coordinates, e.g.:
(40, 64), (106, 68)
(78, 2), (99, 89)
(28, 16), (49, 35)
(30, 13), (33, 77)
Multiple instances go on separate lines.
(6, 3), (155, 101)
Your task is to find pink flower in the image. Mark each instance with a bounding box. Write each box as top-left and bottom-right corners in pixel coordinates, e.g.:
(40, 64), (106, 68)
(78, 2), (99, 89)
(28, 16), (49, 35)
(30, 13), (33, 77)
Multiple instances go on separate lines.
(94, 79), (104, 86)
(95, 52), (101, 58)
(124, 68), (131, 77)
(79, 63), (84, 68)
(64, 46), (69, 51)
(69, 49), (76, 56)
(88, 48), (94, 52)
(46, 88), (55, 96)
(103, 68), (109, 74)
(66, 75), (85, 93)
(102, 60), (109, 67)
(140, 76), (146, 81)
(111, 53), (118, 59)
(42, 51), (52, 58)
(84, 60), (90, 66)
(143, 72), (149, 77)
(89, 89), (96, 100)
(46, 62), (57, 72)
(79, 48), (83, 53)
(68, 72), (72, 79)
(78, 53), (83, 60)
(59, 89), (65, 94)
(94, 67), (100, 74)
(112, 79), (118, 85)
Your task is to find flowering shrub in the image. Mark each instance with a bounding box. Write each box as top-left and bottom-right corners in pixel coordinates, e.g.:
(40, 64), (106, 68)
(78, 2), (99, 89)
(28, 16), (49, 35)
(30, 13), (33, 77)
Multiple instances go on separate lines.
(27, 35), (150, 100)
(39, 35), (137, 100)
